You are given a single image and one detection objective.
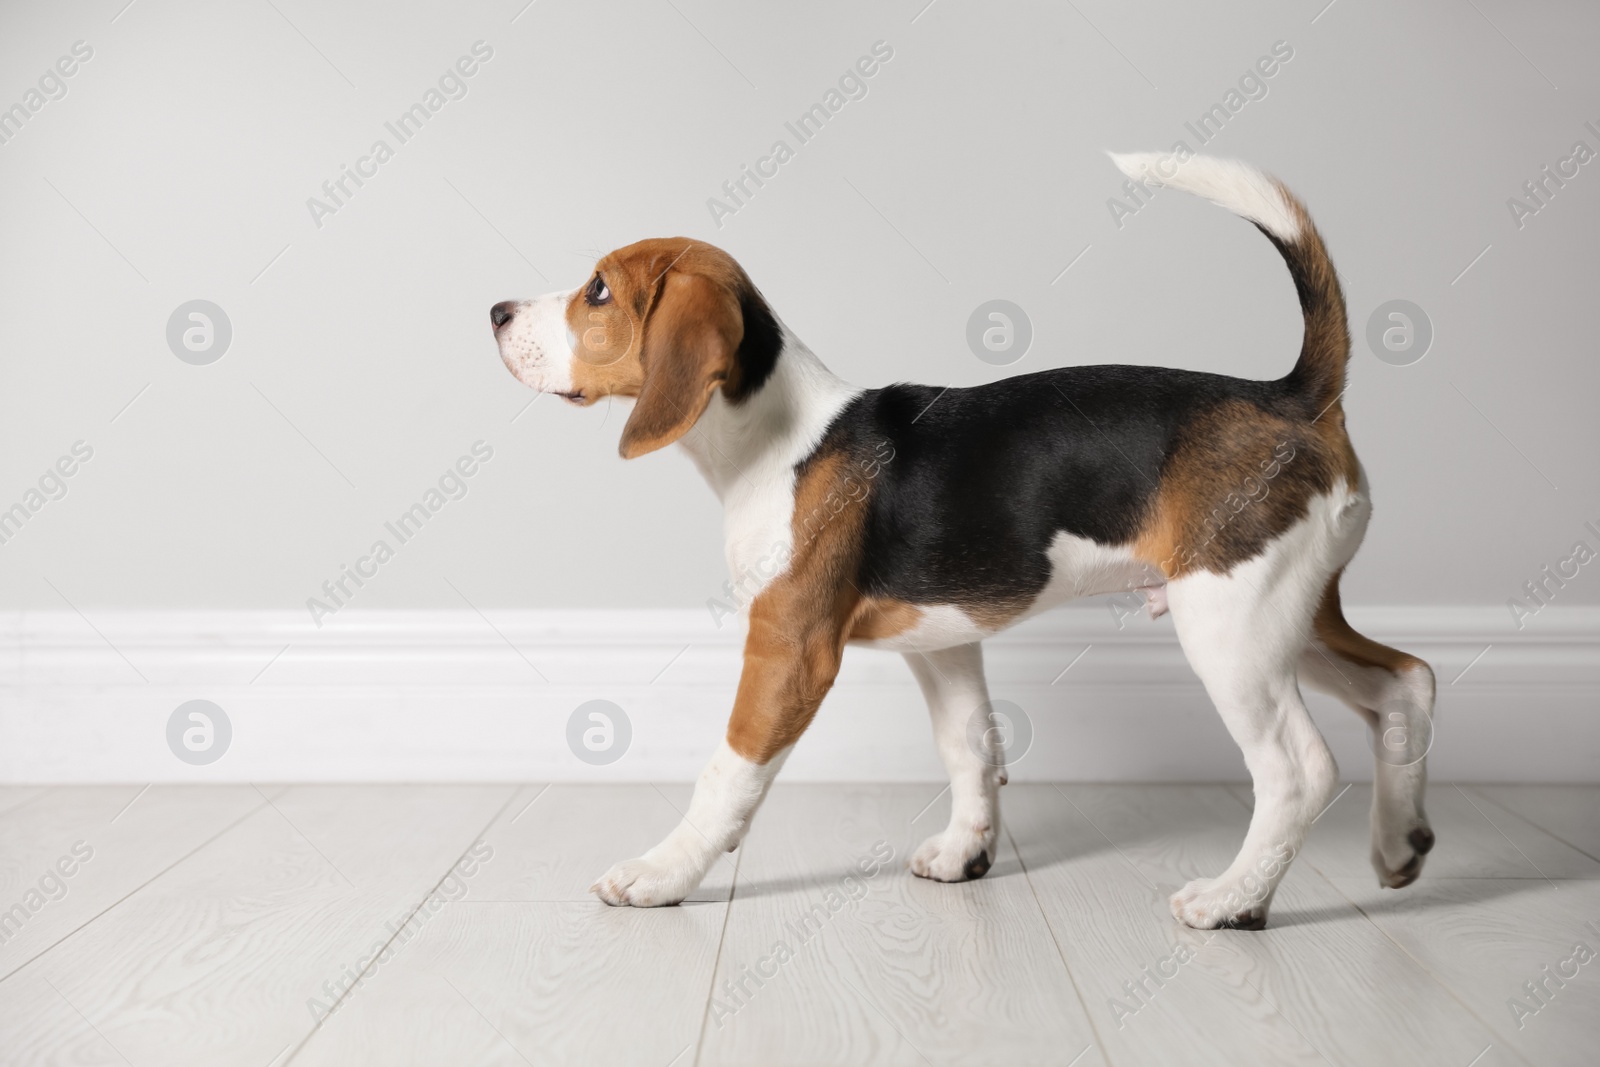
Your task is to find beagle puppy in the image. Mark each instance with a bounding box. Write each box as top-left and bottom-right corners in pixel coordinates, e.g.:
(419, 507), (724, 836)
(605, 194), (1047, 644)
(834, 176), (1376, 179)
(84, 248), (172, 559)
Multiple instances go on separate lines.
(490, 153), (1436, 929)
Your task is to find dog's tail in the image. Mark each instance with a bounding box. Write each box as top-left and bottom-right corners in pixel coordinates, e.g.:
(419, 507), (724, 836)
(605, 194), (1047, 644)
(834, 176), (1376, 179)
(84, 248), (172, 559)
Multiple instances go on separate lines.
(1108, 152), (1348, 412)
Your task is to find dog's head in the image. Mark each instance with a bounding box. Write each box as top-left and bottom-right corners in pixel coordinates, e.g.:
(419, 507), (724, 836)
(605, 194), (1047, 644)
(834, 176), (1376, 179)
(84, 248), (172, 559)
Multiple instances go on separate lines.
(490, 238), (782, 458)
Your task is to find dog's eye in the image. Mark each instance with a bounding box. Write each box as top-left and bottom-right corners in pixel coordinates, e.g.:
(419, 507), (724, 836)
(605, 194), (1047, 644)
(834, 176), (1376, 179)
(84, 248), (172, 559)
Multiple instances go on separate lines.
(586, 275), (611, 306)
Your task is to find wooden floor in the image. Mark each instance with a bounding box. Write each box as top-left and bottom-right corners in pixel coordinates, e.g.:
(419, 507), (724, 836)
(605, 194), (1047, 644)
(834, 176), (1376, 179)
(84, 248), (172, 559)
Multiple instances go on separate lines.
(1, 784), (1597, 1066)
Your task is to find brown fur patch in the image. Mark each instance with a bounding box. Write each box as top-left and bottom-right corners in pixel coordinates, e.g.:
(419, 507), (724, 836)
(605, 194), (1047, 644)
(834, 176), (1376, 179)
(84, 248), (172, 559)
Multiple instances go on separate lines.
(960, 599), (1030, 631)
(1133, 399), (1357, 579)
(846, 598), (924, 642)
(1277, 189), (1351, 413)
(616, 268), (742, 458)
(1313, 572), (1427, 676)
(844, 596), (1022, 643)
(726, 450), (867, 763)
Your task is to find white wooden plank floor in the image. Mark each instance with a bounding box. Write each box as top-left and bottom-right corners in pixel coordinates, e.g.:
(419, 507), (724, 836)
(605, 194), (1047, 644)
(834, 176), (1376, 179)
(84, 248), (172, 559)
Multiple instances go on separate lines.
(2, 784), (1597, 1066)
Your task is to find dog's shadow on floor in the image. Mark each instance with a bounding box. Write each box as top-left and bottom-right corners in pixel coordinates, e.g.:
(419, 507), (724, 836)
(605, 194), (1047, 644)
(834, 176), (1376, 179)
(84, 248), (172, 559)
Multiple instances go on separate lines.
(726, 854), (1037, 905)
(727, 802), (1558, 933)
(721, 859), (1557, 936)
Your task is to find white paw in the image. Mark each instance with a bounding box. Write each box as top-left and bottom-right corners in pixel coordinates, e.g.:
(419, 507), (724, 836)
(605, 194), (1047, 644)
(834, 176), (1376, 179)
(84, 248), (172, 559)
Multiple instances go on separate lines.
(1169, 876), (1270, 930)
(591, 855), (697, 908)
(909, 823), (997, 883)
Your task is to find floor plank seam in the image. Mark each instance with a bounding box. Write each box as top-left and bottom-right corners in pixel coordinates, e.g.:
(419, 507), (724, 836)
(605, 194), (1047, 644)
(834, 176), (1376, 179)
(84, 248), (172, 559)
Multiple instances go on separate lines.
(1315, 869), (1542, 1067)
(690, 842), (743, 1067)
(1003, 822), (1113, 1067)
(1048, 784), (1164, 896)
(279, 783), (524, 1067)
(1466, 785), (1600, 865)
(1216, 786), (1362, 1065)
(1450, 786), (1561, 890)
(0, 793), (281, 987)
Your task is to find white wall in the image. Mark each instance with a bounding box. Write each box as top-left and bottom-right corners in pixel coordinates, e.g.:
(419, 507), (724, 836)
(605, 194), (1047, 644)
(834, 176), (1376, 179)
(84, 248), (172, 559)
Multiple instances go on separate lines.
(1, 0), (1596, 616)
(1, 1), (1597, 781)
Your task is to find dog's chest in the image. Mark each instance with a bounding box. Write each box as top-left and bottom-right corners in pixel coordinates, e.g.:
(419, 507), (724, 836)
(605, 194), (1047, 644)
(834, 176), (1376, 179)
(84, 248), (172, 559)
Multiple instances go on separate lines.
(720, 463), (805, 600)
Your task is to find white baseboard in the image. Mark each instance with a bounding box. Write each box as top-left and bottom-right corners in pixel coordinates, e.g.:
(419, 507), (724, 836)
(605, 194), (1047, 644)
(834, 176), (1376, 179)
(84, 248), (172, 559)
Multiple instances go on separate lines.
(2, 605), (1596, 783)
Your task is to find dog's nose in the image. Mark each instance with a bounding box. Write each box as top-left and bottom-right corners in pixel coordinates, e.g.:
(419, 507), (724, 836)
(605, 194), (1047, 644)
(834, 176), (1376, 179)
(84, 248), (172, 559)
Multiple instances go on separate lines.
(490, 301), (517, 331)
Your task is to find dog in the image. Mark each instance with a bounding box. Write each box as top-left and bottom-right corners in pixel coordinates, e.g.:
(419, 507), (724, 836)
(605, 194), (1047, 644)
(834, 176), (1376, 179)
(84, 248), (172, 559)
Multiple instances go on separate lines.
(489, 153), (1436, 929)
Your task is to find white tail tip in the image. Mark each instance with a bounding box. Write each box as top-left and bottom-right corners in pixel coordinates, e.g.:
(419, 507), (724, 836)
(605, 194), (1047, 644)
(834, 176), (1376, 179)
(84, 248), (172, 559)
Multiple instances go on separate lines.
(1106, 150), (1302, 242)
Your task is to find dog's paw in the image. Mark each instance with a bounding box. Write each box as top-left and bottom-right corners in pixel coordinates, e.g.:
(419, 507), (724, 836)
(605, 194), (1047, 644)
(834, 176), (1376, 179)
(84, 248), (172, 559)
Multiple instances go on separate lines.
(1169, 877), (1269, 930)
(909, 824), (997, 883)
(1373, 824), (1435, 889)
(591, 855), (696, 908)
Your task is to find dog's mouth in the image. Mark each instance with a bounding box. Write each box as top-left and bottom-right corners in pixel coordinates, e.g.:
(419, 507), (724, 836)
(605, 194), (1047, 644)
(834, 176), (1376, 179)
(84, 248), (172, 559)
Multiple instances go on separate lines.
(553, 390), (586, 405)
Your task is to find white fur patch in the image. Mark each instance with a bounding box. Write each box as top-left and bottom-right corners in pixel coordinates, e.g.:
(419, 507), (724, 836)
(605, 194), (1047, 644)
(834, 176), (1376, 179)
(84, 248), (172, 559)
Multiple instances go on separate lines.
(1038, 531), (1155, 603)
(494, 288), (577, 395)
(593, 740), (786, 907)
(1108, 151), (1302, 242)
(680, 325), (859, 604)
(856, 604), (990, 652)
(852, 533), (1154, 652)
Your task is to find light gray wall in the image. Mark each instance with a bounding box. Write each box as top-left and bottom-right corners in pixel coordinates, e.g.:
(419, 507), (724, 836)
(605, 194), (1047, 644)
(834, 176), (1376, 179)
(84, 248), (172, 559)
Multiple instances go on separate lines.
(1, 0), (1595, 616)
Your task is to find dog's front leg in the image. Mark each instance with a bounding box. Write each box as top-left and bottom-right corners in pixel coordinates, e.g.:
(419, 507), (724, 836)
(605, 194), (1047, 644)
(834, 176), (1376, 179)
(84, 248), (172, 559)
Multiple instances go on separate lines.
(590, 739), (789, 907)
(592, 595), (846, 907)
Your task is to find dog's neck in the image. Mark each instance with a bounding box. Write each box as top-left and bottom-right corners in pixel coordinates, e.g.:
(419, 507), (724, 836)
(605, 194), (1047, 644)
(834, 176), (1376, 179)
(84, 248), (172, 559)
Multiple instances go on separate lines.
(676, 325), (858, 503)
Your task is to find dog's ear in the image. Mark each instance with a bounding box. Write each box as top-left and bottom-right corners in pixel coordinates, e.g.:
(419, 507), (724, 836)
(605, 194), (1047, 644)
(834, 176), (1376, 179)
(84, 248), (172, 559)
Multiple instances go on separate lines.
(618, 269), (742, 459)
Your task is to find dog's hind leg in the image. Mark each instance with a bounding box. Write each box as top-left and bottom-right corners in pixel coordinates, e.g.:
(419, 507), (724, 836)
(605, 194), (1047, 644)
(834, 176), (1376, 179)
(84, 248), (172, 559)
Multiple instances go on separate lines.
(1164, 508), (1344, 930)
(904, 643), (1002, 881)
(1298, 573), (1436, 888)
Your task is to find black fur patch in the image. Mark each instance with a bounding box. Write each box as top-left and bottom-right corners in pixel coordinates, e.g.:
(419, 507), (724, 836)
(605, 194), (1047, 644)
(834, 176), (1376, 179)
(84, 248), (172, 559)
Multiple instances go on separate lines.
(729, 287), (782, 402)
(811, 366), (1309, 608)
(963, 850), (992, 880)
